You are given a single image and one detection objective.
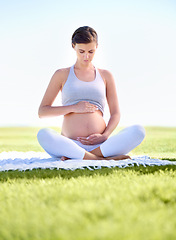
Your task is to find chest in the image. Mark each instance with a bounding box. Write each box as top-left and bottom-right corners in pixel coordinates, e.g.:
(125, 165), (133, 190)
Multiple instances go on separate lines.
(74, 69), (96, 82)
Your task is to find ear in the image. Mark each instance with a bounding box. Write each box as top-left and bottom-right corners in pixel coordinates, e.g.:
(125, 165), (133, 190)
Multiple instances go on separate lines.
(72, 43), (75, 49)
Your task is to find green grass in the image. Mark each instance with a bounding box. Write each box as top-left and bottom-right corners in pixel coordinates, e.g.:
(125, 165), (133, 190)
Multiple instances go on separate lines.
(0, 126), (176, 240)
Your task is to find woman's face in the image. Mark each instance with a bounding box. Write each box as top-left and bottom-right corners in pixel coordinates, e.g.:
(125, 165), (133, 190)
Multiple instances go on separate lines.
(73, 42), (98, 65)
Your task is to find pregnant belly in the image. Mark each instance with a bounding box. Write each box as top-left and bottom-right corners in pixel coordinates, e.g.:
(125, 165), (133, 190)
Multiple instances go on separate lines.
(61, 110), (106, 139)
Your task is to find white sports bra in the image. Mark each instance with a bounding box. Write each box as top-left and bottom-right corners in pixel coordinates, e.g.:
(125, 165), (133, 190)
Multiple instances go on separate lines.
(62, 65), (106, 114)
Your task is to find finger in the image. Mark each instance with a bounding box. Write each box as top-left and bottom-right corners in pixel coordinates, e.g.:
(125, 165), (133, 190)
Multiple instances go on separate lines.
(80, 138), (94, 145)
(90, 105), (98, 110)
(88, 136), (97, 141)
(87, 108), (98, 113)
(77, 136), (95, 141)
(77, 137), (90, 144)
(79, 140), (91, 145)
(85, 102), (96, 107)
(86, 103), (98, 111)
(77, 137), (88, 141)
(84, 138), (97, 144)
(88, 135), (101, 143)
(86, 134), (95, 138)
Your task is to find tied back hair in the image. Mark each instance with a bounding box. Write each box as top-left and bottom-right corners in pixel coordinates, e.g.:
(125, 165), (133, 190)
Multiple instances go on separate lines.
(72, 26), (98, 47)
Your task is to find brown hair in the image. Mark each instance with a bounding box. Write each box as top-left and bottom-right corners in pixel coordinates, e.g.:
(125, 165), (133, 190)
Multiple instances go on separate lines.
(72, 26), (98, 47)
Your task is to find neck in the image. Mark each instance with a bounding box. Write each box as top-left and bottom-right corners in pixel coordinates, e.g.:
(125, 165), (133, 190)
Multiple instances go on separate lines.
(74, 60), (94, 70)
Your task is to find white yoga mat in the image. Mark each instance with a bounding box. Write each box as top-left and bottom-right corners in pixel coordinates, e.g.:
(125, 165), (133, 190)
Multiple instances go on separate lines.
(0, 152), (175, 171)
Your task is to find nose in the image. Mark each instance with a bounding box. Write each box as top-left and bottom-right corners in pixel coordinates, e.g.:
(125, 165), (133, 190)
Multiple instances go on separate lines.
(84, 53), (89, 59)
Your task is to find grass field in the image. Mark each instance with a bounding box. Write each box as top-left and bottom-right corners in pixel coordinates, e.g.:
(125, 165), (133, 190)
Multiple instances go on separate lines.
(0, 126), (176, 240)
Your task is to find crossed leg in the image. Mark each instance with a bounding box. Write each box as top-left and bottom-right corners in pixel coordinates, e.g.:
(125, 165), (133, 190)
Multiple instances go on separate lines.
(90, 125), (145, 159)
(37, 125), (145, 161)
(61, 151), (130, 161)
(89, 148), (130, 160)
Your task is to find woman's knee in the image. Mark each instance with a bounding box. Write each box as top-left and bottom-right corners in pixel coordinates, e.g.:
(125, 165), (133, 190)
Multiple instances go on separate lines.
(37, 128), (59, 148)
(133, 125), (145, 139)
(37, 128), (50, 143)
(130, 125), (146, 141)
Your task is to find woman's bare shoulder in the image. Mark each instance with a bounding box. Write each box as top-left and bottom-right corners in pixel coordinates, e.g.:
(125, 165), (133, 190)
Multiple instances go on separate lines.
(54, 67), (71, 79)
(98, 68), (113, 75)
(97, 68), (114, 84)
(51, 67), (71, 88)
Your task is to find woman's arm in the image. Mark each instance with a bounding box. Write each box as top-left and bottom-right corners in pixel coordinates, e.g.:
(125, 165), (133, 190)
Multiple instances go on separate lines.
(38, 68), (98, 118)
(101, 69), (120, 138)
(38, 68), (71, 118)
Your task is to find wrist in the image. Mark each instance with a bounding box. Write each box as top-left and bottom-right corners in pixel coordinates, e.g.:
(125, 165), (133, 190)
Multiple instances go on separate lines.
(102, 132), (109, 141)
(69, 104), (76, 113)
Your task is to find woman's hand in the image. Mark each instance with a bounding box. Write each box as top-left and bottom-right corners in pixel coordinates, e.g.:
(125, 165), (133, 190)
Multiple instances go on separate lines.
(77, 133), (108, 145)
(73, 101), (98, 113)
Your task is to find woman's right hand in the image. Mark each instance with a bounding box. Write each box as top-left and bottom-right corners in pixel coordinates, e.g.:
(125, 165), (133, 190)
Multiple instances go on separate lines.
(73, 101), (98, 113)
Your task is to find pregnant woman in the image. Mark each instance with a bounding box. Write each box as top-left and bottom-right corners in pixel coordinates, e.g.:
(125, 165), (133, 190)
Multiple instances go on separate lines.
(37, 26), (145, 160)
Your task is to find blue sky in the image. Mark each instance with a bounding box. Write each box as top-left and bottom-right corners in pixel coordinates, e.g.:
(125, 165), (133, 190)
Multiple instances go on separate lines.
(0, 0), (176, 127)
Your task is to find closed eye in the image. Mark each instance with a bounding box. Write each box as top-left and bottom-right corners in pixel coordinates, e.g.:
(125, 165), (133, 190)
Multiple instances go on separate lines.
(79, 50), (94, 54)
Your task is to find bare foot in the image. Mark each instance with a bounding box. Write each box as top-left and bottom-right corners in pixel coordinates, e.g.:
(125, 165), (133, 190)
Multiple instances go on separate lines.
(61, 154), (131, 161)
(61, 156), (70, 161)
(105, 155), (131, 161)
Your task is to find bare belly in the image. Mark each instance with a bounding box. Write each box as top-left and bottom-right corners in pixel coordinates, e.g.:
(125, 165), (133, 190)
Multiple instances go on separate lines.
(61, 110), (106, 139)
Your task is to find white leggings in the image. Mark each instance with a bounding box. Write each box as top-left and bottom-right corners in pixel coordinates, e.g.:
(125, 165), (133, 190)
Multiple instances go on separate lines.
(37, 125), (145, 159)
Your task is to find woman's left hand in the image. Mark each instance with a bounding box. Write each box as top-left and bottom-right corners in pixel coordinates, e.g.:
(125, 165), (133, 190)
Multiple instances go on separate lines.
(77, 134), (107, 145)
